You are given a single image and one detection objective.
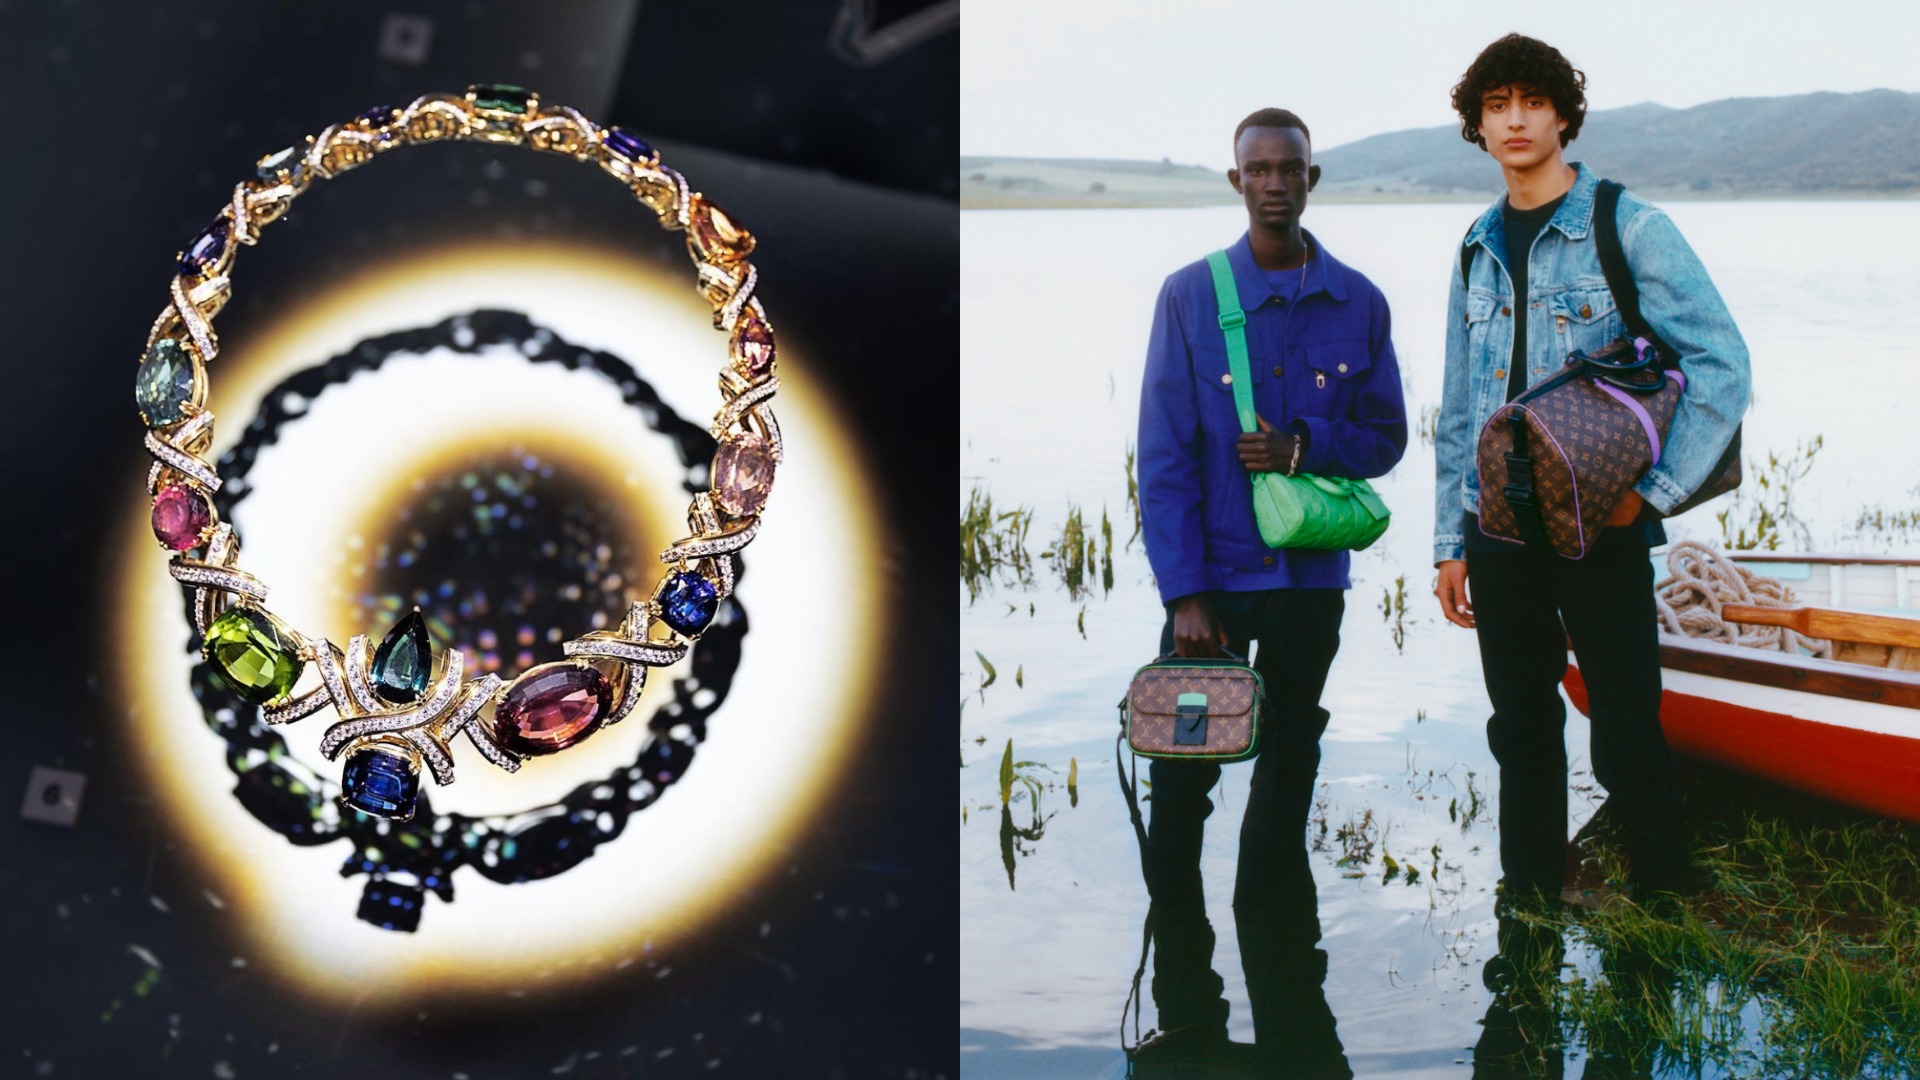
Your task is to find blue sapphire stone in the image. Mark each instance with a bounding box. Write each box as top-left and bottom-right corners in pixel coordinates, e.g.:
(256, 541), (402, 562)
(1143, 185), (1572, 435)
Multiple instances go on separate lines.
(356, 878), (423, 933)
(605, 126), (653, 162)
(178, 217), (230, 279)
(660, 571), (719, 636)
(357, 104), (398, 128)
(342, 747), (419, 820)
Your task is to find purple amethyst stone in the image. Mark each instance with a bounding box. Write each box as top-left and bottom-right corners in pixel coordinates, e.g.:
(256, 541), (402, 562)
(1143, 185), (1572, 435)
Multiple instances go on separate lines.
(178, 217), (230, 279)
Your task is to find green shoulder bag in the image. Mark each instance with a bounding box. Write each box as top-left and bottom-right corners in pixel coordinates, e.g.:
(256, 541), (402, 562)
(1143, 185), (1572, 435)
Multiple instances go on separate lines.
(1205, 249), (1391, 551)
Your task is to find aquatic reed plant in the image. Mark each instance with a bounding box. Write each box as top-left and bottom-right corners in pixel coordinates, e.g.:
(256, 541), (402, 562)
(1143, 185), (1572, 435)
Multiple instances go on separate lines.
(959, 485), (1034, 600)
(1124, 442), (1143, 550)
(1717, 435), (1823, 552)
(1042, 503), (1091, 598)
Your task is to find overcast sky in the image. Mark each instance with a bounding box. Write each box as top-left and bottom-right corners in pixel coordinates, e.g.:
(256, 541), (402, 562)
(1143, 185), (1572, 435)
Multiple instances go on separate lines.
(962, 1), (1920, 168)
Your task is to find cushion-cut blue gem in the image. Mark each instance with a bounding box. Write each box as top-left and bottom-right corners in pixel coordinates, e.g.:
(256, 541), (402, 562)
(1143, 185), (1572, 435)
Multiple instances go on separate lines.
(357, 105), (398, 128)
(342, 747), (419, 819)
(660, 571), (719, 636)
(605, 127), (653, 162)
(178, 217), (230, 279)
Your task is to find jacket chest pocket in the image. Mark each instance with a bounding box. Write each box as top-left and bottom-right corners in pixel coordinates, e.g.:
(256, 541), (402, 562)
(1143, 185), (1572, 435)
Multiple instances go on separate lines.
(1192, 341), (1266, 420)
(1464, 289), (1499, 357)
(1288, 339), (1369, 418)
(1550, 287), (1621, 357)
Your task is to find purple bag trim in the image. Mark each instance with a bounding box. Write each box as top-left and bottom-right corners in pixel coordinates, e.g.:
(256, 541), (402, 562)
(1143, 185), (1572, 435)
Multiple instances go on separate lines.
(1595, 381), (1664, 464)
(1510, 404), (1587, 558)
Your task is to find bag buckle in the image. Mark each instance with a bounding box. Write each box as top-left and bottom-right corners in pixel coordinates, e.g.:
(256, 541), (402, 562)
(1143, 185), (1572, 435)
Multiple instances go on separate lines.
(1217, 308), (1246, 331)
(1504, 484), (1535, 508)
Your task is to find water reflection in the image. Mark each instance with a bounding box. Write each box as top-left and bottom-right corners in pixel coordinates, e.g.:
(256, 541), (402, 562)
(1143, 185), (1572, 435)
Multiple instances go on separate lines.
(1122, 767), (1351, 1077)
(1474, 896), (1678, 1078)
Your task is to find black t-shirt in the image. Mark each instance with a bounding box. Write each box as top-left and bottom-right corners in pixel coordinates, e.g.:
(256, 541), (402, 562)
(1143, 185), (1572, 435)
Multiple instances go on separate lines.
(1502, 192), (1566, 403)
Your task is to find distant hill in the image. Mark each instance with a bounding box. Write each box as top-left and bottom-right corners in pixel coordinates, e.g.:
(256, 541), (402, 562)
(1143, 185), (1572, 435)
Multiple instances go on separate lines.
(963, 90), (1920, 207)
(958, 156), (1235, 208)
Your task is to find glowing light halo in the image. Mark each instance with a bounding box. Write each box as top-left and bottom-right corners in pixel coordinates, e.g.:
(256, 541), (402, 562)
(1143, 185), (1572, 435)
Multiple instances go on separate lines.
(107, 238), (884, 1003)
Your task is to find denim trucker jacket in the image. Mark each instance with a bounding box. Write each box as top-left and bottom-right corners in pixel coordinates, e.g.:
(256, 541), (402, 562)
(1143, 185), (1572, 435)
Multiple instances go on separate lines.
(1139, 231), (1408, 604)
(1431, 163), (1751, 566)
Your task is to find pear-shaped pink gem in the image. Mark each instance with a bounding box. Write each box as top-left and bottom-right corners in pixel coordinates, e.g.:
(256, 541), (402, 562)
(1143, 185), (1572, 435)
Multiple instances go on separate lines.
(714, 433), (775, 517)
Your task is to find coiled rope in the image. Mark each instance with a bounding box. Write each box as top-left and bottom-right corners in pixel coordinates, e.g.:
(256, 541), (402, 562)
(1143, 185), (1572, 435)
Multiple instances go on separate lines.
(1654, 540), (1832, 658)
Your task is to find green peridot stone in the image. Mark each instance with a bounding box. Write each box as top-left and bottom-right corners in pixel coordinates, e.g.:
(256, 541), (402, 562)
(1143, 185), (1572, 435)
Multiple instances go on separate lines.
(470, 83), (532, 114)
(206, 607), (304, 706)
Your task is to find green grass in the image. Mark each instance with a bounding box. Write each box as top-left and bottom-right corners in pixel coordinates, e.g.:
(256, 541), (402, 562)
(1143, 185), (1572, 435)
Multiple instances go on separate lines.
(1509, 804), (1920, 1077)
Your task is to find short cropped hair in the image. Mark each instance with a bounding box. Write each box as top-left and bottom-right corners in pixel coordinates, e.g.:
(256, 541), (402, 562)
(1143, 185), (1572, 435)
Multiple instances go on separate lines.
(1450, 34), (1587, 150)
(1232, 108), (1312, 160)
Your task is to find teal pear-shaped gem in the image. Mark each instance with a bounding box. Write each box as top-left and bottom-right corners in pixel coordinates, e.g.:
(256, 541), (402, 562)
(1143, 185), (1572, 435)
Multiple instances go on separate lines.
(371, 609), (433, 704)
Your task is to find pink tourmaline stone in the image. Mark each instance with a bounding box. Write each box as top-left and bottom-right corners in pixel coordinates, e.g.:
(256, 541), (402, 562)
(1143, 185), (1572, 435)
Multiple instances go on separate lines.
(735, 316), (776, 378)
(151, 485), (212, 550)
(492, 662), (612, 757)
(714, 433), (775, 517)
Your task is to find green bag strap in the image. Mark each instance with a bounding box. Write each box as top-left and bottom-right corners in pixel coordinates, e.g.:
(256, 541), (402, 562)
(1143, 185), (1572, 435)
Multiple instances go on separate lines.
(1204, 250), (1258, 435)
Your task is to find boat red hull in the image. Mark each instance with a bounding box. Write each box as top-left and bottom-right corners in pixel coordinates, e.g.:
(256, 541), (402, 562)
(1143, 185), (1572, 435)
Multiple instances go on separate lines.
(1564, 665), (1920, 822)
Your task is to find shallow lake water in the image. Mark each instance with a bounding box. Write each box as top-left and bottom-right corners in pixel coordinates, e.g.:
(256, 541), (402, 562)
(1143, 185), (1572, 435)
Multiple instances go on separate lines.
(958, 201), (1920, 1077)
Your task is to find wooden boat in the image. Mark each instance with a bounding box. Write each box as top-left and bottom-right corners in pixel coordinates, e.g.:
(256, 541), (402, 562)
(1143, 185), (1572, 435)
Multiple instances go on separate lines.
(1562, 552), (1920, 821)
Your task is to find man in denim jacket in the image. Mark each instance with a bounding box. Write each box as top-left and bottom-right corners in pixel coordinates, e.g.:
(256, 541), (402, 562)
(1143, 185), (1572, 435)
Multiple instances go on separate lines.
(1431, 35), (1750, 905)
(1137, 107), (1406, 1004)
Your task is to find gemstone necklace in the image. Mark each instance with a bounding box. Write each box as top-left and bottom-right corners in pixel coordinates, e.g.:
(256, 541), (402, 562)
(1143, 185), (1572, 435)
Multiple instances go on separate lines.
(185, 311), (741, 931)
(135, 86), (782, 822)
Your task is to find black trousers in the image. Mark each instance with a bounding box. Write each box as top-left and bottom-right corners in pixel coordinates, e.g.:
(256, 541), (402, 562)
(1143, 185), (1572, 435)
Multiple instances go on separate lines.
(1466, 536), (1686, 895)
(1142, 587), (1346, 1064)
(1144, 588), (1345, 918)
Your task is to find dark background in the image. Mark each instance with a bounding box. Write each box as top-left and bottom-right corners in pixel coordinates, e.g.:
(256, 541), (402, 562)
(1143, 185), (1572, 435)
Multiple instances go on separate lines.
(0, 2), (955, 1077)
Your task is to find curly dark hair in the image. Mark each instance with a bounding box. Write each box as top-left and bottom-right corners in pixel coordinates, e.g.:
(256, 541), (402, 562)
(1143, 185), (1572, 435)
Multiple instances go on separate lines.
(1450, 34), (1586, 149)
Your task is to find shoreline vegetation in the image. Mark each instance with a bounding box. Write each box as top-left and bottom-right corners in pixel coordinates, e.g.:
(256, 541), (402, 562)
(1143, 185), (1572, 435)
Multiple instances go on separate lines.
(960, 155), (1920, 210)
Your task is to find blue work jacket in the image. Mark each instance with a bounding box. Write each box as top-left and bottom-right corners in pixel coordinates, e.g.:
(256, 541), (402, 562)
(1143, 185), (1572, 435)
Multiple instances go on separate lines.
(1138, 231), (1408, 605)
(1433, 163), (1751, 565)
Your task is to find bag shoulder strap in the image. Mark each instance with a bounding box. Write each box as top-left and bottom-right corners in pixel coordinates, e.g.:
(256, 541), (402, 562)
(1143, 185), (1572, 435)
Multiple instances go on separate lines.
(1593, 180), (1678, 365)
(1114, 730), (1154, 1055)
(1458, 228), (1476, 288)
(1203, 250), (1258, 435)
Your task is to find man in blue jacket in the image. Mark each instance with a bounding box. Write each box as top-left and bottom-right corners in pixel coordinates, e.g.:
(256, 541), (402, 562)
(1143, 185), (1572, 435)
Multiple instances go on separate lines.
(1137, 108), (1407, 935)
(1431, 35), (1750, 906)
